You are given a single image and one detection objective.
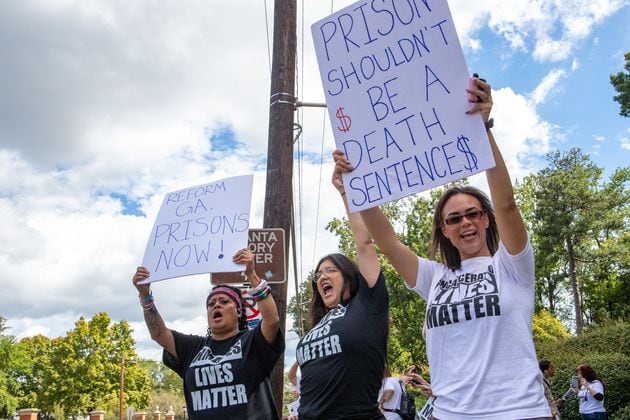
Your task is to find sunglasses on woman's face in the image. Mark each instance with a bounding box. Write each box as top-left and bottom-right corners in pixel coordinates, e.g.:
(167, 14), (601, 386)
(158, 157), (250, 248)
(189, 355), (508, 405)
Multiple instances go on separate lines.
(443, 209), (485, 226)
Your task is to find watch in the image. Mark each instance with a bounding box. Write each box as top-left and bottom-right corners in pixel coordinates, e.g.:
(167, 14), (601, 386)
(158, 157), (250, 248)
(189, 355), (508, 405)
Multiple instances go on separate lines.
(485, 118), (494, 131)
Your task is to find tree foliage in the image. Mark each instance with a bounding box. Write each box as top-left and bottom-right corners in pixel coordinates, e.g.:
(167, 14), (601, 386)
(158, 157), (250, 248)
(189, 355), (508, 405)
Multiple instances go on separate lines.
(515, 149), (629, 333)
(39, 312), (151, 417)
(0, 316), (20, 418)
(610, 51), (630, 117)
(1, 312), (152, 418)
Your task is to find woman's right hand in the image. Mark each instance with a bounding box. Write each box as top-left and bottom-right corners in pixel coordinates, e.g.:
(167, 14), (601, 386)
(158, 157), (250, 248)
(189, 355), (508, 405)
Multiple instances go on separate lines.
(133, 266), (151, 298)
(403, 373), (433, 396)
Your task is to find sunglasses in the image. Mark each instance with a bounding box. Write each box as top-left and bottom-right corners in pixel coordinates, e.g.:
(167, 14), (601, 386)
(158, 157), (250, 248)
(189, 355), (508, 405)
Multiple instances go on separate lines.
(313, 266), (339, 283)
(443, 209), (485, 226)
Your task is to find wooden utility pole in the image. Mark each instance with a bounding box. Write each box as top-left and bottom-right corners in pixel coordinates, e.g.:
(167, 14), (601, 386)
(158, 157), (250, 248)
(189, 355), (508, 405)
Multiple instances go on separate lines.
(265, 0), (296, 413)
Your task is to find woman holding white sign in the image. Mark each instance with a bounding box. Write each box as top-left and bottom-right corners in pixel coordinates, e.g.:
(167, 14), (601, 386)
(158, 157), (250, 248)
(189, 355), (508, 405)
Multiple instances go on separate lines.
(132, 248), (284, 420)
(334, 78), (551, 419)
(292, 167), (389, 419)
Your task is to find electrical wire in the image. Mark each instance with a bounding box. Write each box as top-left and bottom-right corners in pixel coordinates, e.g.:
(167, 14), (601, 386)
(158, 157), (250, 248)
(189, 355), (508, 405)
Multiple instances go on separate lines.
(263, 0), (272, 76)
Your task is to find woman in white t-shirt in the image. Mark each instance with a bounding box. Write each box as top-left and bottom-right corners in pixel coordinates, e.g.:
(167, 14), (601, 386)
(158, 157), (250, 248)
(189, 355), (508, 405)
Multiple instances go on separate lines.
(378, 365), (403, 420)
(334, 78), (551, 419)
(575, 364), (606, 420)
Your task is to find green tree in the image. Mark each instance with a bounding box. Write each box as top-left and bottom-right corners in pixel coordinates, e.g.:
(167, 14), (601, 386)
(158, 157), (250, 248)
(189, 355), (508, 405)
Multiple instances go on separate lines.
(610, 51), (630, 117)
(141, 360), (185, 414)
(517, 148), (629, 333)
(40, 312), (151, 417)
(12, 335), (56, 410)
(532, 310), (571, 345)
(0, 316), (20, 418)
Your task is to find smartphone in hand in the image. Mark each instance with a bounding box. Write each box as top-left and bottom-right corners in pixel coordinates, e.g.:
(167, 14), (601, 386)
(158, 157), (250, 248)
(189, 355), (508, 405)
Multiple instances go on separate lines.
(571, 375), (579, 388)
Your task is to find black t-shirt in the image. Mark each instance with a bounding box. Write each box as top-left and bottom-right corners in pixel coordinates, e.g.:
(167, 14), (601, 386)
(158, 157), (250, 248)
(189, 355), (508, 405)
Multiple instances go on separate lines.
(163, 324), (284, 419)
(296, 271), (389, 420)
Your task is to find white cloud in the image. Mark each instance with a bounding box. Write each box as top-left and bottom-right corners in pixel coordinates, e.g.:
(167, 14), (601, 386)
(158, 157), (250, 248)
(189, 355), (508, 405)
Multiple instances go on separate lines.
(449, 0), (627, 62)
(529, 68), (568, 106)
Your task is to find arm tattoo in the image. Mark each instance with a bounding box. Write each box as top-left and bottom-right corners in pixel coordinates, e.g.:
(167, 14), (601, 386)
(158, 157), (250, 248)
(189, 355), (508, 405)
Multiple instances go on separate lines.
(143, 305), (163, 337)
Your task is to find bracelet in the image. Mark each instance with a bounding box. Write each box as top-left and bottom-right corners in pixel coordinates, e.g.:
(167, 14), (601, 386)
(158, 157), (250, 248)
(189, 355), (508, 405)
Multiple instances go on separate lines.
(140, 291), (154, 309)
(142, 301), (155, 311)
(251, 286), (272, 301)
(485, 117), (494, 131)
(246, 279), (268, 295)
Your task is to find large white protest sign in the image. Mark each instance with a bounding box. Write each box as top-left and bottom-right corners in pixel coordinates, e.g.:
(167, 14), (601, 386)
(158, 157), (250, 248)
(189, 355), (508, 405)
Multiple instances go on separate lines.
(141, 175), (253, 283)
(312, 0), (495, 212)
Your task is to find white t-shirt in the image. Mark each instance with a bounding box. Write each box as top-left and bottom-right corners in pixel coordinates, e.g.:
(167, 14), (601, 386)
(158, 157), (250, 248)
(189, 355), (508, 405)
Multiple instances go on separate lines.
(578, 380), (605, 414)
(379, 377), (403, 420)
(410, 241), (550, 420)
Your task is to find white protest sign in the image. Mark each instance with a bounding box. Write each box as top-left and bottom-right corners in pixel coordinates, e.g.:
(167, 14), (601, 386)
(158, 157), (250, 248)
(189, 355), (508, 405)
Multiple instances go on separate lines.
(141, 175), (253, 283)
(312, 0), (495, 212)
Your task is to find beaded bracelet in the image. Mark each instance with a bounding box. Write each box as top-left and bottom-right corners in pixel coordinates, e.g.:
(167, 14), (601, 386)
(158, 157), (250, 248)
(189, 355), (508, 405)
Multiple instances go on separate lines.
(251, 286), (272, 301)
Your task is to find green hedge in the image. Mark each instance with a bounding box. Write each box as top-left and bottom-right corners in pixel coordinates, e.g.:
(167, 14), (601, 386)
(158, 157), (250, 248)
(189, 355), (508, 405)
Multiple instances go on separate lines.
(536, 321), (630, 420)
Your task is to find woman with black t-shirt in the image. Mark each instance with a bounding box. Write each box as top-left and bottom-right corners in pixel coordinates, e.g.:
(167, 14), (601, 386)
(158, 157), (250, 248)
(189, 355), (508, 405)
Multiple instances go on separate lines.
(293, 165), (389, 420)
(132, 249), (284, 419)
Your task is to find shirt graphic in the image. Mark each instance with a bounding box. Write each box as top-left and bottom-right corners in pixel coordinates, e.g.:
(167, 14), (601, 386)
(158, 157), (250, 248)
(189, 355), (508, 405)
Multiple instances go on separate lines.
(295, 305), (345, 365)
(426, 264), (501, 329)
(188, 339), (248, 412)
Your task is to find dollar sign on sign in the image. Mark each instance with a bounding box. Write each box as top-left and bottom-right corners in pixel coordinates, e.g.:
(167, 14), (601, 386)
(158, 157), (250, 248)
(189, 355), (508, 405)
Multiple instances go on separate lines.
(336, 107), (352, 132)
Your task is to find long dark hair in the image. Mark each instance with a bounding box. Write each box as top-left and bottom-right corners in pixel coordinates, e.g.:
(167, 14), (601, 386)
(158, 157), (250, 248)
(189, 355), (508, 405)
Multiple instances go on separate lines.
(430, 185), (499, 270)
(577, 364), (605, 389)
(206, 284), (248, 335)
(309, 253), (360, 327)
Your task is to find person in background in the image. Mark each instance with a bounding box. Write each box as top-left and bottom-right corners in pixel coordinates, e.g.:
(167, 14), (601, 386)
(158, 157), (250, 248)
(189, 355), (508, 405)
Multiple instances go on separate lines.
(288, 360), (301, 397)
(402, 365), (432, 397)
(574, 364), (606, 420)
(132, 249), (284, 420)
(293, 165), (389, 420)
(286, 361), (301, 417)
(539, 359), (564, 419)
(378, 364), (403, 420)
(334, 77), (551, 419)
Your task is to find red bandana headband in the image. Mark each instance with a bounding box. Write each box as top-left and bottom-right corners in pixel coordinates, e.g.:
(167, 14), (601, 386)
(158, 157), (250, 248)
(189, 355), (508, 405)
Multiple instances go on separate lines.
(207, 286), (242, 311)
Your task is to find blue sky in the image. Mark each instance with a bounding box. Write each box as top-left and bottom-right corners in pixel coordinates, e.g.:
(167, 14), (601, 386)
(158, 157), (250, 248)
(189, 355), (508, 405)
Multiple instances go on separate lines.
(0, 1), (628, 365)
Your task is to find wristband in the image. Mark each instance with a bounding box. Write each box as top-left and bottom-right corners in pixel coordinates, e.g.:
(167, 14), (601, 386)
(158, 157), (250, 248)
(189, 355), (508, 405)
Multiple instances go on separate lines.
(141, 290), (153, 303)
(140, 290), (154, 309)
(246, 279), (268, 295)
(251, 286), (272, 301)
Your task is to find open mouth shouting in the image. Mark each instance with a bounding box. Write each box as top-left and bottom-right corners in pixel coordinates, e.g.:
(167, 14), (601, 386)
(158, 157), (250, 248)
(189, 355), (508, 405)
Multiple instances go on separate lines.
(212, 309), (224, 322)
(321, 281), (334, 298)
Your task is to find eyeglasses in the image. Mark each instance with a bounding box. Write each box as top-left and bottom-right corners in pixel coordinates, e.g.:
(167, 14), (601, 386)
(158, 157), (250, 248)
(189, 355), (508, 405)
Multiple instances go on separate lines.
(313, 266), (339, 283)
(443, 209), (485, 226)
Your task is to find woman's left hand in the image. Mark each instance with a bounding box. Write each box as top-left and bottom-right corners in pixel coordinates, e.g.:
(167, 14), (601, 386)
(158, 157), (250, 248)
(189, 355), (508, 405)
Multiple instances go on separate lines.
(332, 149), (351, 195)
(465, 77), (493, 123)
(233, 248), (256, 281)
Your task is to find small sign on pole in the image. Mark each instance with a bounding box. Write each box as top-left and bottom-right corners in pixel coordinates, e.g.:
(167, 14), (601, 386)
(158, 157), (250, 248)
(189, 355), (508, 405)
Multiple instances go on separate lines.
(211, 228), (286, 284)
